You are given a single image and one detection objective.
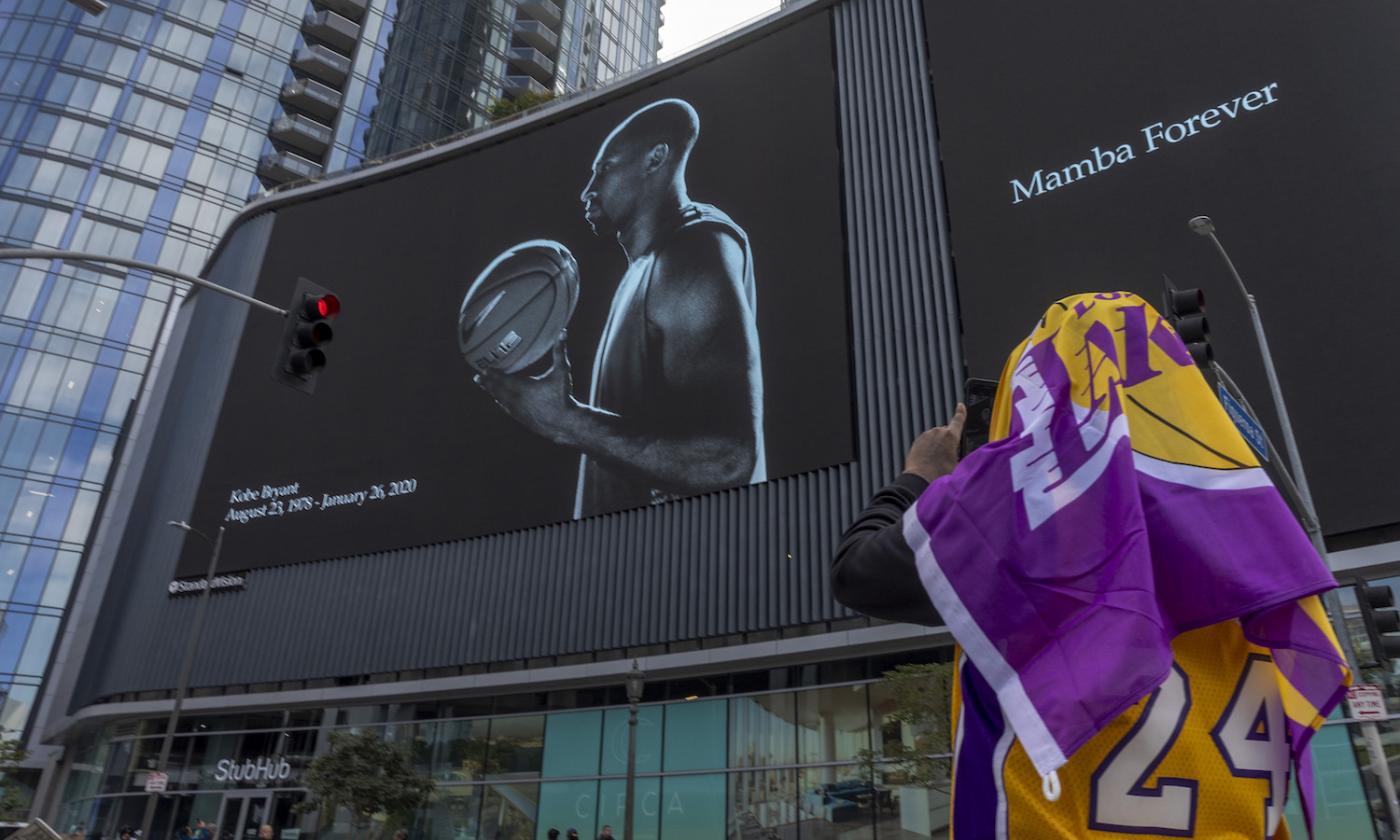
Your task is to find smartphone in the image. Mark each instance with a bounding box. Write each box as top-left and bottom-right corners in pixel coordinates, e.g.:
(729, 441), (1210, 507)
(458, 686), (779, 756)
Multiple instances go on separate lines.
(960, 378), (998, 456)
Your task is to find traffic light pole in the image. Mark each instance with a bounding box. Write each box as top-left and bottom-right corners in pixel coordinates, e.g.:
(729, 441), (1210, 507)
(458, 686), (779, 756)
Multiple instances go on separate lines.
(0, 248), (287, 317)
(1191, 216), (1400, 835)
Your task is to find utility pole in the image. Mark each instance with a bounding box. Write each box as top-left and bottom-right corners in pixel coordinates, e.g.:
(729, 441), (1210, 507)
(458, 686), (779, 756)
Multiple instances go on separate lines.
(1191, 215), (1400, 836)
(137, 523), (224, 840)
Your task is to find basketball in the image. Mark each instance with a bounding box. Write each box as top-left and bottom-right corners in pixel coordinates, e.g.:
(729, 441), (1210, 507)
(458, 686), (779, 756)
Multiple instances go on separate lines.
(458, 240), (580, 374)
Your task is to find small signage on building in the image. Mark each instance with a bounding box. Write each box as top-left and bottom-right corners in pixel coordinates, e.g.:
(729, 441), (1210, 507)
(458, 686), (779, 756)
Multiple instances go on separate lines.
(1348, 684), (1386, 720)
(168, 573), (248, 597)
(144, 771), (168, 793)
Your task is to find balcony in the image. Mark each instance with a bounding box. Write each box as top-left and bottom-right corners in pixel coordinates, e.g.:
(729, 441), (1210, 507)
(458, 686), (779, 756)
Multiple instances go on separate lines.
(313, 0), (365, 23)
(503, 75), (550, 97)
(303, 9), (359, 53)
(512, 19), (559, 54)
(517, 0), (562, 28)
(269, 112), (333, 156)
(507, 46), (555, 83)
(257, 150), (323, 184)
(280, 77), (342, 121)
(290, 43), (350, 86)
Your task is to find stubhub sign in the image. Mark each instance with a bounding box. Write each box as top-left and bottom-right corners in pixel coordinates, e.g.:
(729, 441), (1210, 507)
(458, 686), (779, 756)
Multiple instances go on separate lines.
(213, 755), (294, 785)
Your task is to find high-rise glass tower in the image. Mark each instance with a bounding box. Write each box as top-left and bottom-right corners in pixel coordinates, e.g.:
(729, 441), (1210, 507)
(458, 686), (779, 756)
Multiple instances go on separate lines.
(0, 0), (662, 777)
(0, 0), (296, 751)
(361, 0), (663, 160)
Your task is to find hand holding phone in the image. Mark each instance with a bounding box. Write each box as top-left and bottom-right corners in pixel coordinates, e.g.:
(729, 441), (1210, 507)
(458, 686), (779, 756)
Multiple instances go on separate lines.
(960, 378), (998, 456)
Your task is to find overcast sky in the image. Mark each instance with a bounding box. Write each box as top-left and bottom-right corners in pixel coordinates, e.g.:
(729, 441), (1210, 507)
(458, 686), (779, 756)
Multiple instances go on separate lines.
(657, 0), (782, 61)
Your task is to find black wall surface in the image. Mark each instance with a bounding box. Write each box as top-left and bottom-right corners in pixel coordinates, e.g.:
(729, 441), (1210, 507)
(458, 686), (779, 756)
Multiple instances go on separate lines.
(178, 14), (852, 577)
(72, 0), (961, 704)
(924, 0), (1400, 536)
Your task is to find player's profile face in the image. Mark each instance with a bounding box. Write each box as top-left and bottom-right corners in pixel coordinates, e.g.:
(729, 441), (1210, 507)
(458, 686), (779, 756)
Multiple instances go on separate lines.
(580, 137), (646, 236)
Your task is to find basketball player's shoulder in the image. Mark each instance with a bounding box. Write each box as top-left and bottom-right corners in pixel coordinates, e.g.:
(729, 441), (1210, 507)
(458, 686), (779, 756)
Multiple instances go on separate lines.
(644, 232), (745, 336)
(653, 210), (743, 281)
(659, 202), (745, 269)
(658, 223), (741, 274)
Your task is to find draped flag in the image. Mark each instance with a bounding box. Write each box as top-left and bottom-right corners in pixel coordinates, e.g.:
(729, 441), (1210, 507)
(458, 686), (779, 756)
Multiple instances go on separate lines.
(905, 292), (1349, 833)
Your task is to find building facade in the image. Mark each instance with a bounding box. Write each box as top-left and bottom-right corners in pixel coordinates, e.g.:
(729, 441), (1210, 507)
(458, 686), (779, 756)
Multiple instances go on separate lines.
(360, 0), (663, 161)
(53, 646), (953, 840)
(23, 1), (1400, 839)
(0, 0), (310, 756)
(0, 0), (664, 794)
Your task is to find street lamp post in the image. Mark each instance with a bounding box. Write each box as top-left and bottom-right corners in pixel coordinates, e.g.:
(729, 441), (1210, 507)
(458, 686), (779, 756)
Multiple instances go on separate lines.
(137, 522), (225, 840)
(623, 661), (644, 840)
(1190, 215), (1400, 833)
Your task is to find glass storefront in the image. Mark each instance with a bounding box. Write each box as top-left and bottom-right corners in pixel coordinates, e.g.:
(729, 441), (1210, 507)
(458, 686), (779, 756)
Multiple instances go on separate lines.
(58, 635), (1385, 839)
(56, 674), (954, 840)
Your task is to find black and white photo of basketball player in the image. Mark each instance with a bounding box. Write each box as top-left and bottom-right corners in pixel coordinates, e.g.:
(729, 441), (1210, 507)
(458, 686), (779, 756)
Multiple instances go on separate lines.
(477, 98), (767, 518)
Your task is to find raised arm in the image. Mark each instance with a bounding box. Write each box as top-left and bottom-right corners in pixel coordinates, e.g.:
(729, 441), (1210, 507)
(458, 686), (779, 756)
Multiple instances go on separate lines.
(831, 405), (965, 625)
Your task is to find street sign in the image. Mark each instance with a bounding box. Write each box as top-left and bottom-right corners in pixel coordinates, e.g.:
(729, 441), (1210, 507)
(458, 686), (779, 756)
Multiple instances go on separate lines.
(1348, 684), (1386, 720)
(144, 771), (168, 793)
(1217, 383), (1269, 461)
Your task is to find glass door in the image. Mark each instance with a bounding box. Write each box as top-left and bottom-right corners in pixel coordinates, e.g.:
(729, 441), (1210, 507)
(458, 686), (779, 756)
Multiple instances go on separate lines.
(269, 791), (310, 840)
(216, 792), (272, 840)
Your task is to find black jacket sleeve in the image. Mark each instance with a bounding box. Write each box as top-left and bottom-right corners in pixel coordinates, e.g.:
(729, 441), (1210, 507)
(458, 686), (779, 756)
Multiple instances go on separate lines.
(830, 472), (943, 627)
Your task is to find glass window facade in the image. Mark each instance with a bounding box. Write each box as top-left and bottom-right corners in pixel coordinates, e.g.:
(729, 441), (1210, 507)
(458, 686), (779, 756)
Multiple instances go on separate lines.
(56, 675), (956, 840)
(0, 0), (665, 751)
(0, 0), (334, 747)
(354, 0), (663, 164)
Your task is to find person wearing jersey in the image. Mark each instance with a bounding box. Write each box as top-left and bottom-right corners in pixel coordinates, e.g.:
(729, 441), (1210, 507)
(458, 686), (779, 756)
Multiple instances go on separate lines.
(478, 98), (765, 517)
(835, 408), (1302, 839)
(834, 293), (1346, 839)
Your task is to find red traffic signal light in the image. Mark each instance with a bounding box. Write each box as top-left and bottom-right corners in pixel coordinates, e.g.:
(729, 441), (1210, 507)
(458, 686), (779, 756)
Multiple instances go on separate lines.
(273, 279), (340, 394)
(305, 293), (340, 319)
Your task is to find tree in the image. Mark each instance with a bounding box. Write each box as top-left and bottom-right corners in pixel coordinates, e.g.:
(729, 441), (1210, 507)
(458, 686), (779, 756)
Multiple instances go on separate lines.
(297, 730), (434, 840)
(857, 662), (955, 788)
(0, 738), (30, 821)
(487, 90), (555, 122)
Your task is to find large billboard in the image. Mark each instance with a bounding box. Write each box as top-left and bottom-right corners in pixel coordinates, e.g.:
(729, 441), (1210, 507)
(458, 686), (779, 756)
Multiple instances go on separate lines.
(178, 13), (851, 576)
(925, 0), (1400, 536)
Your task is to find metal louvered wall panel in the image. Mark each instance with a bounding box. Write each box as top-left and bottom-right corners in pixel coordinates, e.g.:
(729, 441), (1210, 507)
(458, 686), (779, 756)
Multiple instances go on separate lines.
(71, 0), (963, 707)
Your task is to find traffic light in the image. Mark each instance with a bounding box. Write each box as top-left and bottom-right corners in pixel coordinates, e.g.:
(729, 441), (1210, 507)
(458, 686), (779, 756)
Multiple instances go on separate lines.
(273, 277), (340, 394)
(1164, 285), (1212, 368)
(1356, 583), (1400, 667)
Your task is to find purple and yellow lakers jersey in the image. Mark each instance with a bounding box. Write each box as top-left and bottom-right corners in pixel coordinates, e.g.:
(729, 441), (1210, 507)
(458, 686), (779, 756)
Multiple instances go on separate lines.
(951, 621), (1291, 839)
(915, 293), (1347, 837)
